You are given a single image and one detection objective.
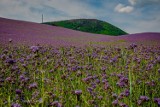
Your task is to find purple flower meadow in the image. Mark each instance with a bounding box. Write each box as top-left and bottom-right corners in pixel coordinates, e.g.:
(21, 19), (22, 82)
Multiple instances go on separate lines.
(0, 44), (159, 106)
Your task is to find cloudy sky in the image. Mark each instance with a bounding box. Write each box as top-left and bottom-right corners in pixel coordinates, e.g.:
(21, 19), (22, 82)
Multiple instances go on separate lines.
(0, 0), (160, 33)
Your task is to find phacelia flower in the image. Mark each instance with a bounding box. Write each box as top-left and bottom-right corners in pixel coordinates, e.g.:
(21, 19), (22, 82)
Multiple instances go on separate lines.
(5, 59), (16, 65)
(9, 38), (12, 43)
(119, 102), (128, 107)
(74, 90), (82, 95)
(129, 43), (137, 49)
(28, 82), (38, 89)
(154, 98), (160, 106)
(158, 69), (160, 74)
(137, 96), (150, 105)
(140, 96), (149, 101)
(15, 89), (22, 95)
(124, 89), (130, 97)
(112, 100), (118, 106)
(30, 46), (39, 52)
(50, 101), (62, 107)
(11, 103), (21, 107)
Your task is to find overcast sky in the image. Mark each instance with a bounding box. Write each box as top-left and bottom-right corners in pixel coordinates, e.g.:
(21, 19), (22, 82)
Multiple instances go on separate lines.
(0, 0), (160, 33)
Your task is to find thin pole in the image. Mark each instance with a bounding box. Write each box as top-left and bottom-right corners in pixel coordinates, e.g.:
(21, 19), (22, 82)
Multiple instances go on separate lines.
(42, 14), (43, 23)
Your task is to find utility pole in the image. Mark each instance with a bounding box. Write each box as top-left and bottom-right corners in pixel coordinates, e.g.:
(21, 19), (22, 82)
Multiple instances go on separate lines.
(42, 14), (43, 23)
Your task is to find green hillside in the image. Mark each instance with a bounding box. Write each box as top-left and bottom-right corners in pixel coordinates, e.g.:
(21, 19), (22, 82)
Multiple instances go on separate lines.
(43, 19), (128, 36)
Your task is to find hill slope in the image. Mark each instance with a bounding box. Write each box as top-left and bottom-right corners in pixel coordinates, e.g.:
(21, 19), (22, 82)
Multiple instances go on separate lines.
(43, 19), (128, 36)
(0, 17), (113, 46)
(0, 17), (160, 46)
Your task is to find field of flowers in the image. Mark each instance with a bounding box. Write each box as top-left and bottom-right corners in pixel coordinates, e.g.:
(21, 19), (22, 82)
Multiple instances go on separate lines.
(0, 43), (160, 107)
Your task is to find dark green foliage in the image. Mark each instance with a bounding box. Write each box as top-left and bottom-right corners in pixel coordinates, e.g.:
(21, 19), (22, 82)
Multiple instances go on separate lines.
(43, 19), (128, 36)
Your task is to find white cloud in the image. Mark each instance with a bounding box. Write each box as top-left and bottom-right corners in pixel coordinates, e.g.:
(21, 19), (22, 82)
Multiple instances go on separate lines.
(115, 4), (134, 13)
(129, 0), (160, 6)
(129, 0), (137, 5)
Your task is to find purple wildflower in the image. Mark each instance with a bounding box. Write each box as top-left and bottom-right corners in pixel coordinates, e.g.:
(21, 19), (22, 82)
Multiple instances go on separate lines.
(95, 79), (100, 84)
(9, 38), (12, 43)
(137, 100), (143, 105)
(74, 90), (82, 102)
(102, 55), (108, 60)
(91, 82), (97, 89)
(15, 89), (22, 95)
(129, 43), (137, 49)
(119, 102), (128, 107)
(5, 59), (16, 65)
(140, 96), (149, 101)
(154, 98), (160, 106)
(50, 101), (62, 107)
(124, 89), (130, 97)
(19, 75), (29, 83)
(146, 64), (153, 71)
(93, 75), (98, 79)
(28, 82), (38, 89)
(38, 98), (43, 103)
(104, 82), (110, 90)
(82, 76), (93, 83)
(137, 96), (150, 105)
(22, 64), (27, 68)
(88, 100), (95, 104)
(102, 78), (108, 83)
(32, 91), (39, 98)
(76, 71), (82, 77)
(98, 96), (103, 100)
(110, 57), (118, 63)
(116, 82), (125, 87)
(117, 73), (124, 78)
(74, 90), (82, 95)
(5, 77), (12, 82)
(158, 69), (160, 74)
(112, 93), (118, 98)
(11, 103), (21, 107)
(118, 93), (125, 99)
(117, 77), (128, 87)
(146, 80), (155, 86)
(112, 100), (118, 106)
(30, 46), (39, 52)
(87, 87), (94, 93)
(157, 56), (160, 63)
(101, 66), (106, 71)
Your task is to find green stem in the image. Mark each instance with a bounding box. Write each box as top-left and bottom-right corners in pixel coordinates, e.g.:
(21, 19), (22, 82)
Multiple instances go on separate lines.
(129, 68), (133, 107)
